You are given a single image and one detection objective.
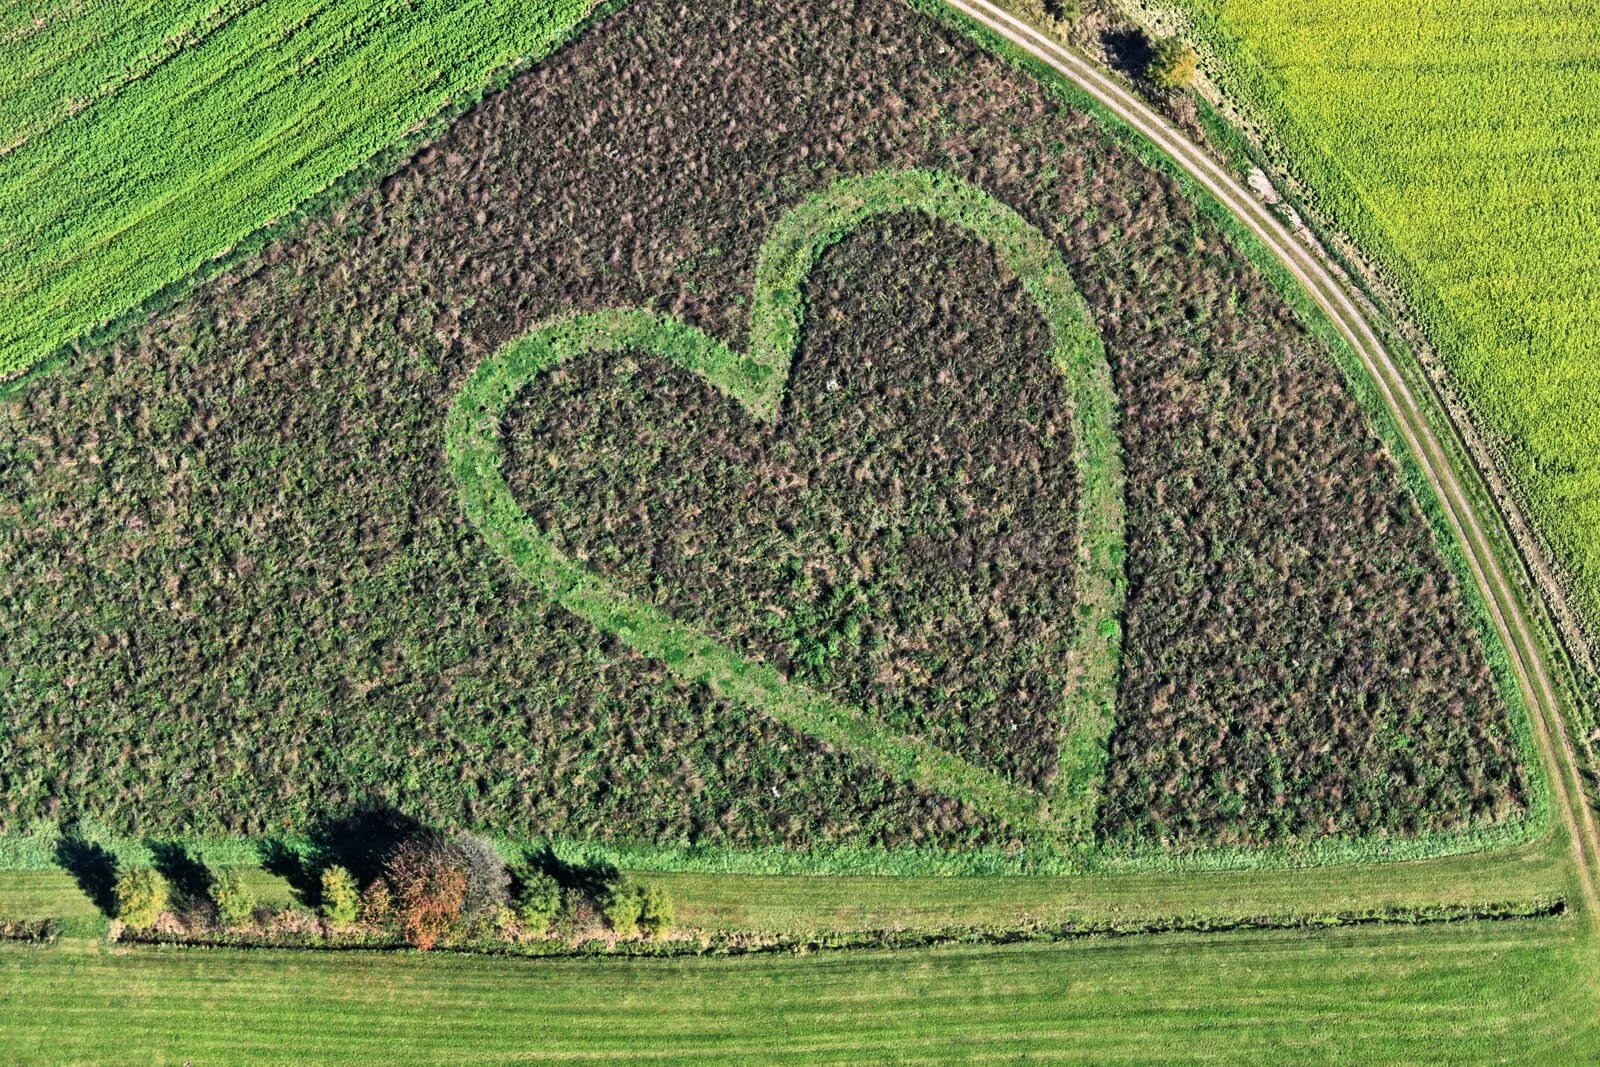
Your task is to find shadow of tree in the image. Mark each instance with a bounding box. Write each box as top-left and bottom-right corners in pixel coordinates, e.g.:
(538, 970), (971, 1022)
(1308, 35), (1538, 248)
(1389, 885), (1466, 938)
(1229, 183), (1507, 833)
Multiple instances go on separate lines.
(258, 802), (429, 905)
(309, 805), (428, 887)
(148, 839), (212, 910)
(54, 837), (118, 916)
(1101, 28), (1153, 79)
(515, 843), (619, 898)
(258, 837), (317, 907)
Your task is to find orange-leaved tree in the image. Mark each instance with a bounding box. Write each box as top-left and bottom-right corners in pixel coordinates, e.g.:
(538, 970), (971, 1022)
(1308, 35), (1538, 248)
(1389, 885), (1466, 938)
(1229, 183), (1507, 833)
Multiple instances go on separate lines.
(385, 836), (468, 950)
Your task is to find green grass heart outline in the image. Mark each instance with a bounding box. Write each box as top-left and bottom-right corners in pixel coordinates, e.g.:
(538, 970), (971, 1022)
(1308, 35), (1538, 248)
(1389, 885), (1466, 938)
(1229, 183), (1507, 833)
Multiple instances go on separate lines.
(446, 169), (1123, 843)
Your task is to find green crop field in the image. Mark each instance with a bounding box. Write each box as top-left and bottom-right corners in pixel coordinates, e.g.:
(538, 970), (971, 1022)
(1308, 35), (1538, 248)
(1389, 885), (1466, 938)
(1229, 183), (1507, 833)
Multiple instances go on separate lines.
(0, 0), (600, 380)
(2, 920), (1595, 1061)
(1153, 0), (1600, 661)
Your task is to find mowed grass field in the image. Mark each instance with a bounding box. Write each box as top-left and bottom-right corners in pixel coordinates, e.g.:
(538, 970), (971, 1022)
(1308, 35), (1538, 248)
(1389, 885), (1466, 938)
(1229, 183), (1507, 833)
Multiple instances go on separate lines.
(0, 0), (598, 378)
(1164, 0), (1600, 643)
(2, 920), (1595, 1062)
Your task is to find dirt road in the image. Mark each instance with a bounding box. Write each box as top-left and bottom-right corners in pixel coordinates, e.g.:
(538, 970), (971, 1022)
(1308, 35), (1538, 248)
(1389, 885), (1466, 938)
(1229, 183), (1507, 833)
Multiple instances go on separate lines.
(938, 0), (1600, 916)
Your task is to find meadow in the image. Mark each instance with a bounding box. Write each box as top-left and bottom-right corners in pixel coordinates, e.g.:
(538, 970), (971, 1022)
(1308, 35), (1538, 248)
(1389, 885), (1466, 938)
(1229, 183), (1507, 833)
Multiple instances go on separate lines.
(1151, 0), (1600, 673)
(0, 0), (600, 379)
(0, 0), (1534, 858)
(1, 920), (1593, 1061)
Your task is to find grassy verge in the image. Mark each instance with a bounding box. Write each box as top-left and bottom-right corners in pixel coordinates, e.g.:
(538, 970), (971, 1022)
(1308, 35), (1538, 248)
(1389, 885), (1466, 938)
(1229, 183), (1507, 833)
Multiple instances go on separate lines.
(1, 920), (1592, 1061)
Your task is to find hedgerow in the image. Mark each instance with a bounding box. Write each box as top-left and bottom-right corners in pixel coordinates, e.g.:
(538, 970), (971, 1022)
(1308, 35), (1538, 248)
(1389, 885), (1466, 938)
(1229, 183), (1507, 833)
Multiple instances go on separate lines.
(114, 899), (1566, 960)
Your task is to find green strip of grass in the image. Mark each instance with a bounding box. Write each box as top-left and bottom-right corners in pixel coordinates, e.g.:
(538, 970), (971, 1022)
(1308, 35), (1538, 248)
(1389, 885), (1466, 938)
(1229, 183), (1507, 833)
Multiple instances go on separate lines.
(446, 169), (1125, 845)
(0, 0), (605, 378)
(0, 920), (1591, 1061)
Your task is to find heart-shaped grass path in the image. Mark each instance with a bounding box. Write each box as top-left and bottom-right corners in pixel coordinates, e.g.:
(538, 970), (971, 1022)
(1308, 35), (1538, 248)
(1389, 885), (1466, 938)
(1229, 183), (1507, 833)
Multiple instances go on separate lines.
(447, 170), (1122, 843)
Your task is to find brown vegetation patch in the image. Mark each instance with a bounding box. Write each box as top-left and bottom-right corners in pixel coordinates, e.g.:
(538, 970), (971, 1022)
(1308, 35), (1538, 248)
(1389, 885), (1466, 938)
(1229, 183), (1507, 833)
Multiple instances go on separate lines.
(0, 0), (1524, 848)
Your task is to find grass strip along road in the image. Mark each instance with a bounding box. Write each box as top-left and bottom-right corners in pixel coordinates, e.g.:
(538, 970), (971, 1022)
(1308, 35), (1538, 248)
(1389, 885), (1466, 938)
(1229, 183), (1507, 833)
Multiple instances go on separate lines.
(934, 0), (1600, 923)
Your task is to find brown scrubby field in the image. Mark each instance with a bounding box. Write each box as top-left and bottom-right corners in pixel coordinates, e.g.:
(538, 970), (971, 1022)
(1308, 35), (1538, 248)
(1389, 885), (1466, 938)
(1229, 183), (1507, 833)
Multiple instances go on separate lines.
(0, 0), (1527, 853)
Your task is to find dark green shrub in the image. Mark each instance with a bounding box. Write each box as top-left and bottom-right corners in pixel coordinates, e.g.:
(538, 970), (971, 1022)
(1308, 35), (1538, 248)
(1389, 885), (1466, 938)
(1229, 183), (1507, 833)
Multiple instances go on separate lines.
(115, 866), (169, 929)
(320, 865), (361, 926)
(511, 867), (562, 933)
(600, 880), (644, 938)
(211, 869), (255, 928)
(638, 882), (675, 939)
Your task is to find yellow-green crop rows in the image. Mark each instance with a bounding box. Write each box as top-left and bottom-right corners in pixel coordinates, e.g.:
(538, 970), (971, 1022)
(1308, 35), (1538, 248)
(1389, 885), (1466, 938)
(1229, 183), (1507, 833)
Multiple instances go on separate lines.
(1165, 0), (1600, 646)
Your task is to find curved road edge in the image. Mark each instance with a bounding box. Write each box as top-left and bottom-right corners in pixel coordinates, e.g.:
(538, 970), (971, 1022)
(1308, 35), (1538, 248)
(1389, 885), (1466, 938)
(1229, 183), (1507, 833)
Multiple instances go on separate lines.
(937, 0), (1600, 918)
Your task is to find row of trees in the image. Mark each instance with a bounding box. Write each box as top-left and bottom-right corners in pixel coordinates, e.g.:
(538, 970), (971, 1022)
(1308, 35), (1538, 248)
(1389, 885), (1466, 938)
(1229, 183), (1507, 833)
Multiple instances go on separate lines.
(111, 828), (674, 950)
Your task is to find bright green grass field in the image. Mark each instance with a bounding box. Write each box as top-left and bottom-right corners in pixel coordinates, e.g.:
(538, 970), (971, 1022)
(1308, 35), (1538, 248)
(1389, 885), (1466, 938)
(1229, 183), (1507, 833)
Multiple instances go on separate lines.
(1166, 0), (1600, 641)
(0, 0), (596, 378)
(2, 920), (1595, 1062)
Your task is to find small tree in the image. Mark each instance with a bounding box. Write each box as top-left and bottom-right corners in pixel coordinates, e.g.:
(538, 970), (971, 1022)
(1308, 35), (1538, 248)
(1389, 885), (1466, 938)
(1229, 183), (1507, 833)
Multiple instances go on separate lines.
(320, 865), (361, 926)
(386, 836), (468, 950)
(1148, 37), (1199, 91)
(360, 877), (393, 923)
(600, 879), (644, 938)
(511, 867), (562, 933)
(115, 866), (170, 929)
(211, 869), (256, 928)
(450, 832), (510, 922)
(638, 882), (675, 939)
